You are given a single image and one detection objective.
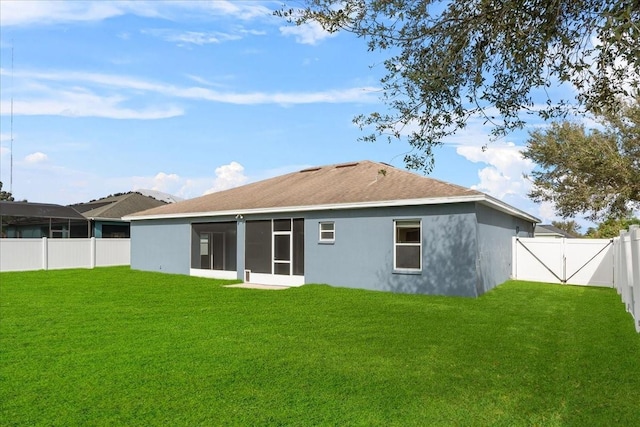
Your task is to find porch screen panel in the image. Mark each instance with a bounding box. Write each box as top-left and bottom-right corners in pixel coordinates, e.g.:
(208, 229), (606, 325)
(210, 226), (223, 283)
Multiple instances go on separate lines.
(212, 233), (225, 270)
(274, 235), (290, 261)
(293, 218), (304, 275)
(191, 222), (237, 270)
(224, 228), (237, 271)
(245, 220), (272, 274)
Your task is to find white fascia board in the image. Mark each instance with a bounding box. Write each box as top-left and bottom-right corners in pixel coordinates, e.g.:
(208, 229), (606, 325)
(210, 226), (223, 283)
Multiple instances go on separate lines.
(125, 194), (539, 223)
(477, 195), (540, 223)
(86, 217), (129, 222)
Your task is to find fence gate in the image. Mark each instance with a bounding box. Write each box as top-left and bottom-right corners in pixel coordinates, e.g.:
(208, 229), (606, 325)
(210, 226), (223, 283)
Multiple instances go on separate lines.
(512, 237), (614, 287)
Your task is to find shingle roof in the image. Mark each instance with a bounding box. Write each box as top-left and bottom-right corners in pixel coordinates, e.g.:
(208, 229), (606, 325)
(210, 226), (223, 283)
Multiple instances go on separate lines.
(0, 201), (86, 220)
(70, 192), (167, 219)
(535, 224), (578, 238)
(129, 160), (537, 223)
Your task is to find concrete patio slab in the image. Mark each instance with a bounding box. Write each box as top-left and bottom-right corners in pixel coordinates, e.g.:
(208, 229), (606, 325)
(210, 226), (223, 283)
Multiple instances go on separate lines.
(224, 283), (290, 290)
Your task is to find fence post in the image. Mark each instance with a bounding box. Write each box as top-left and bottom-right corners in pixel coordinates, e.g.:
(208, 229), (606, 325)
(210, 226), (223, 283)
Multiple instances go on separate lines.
(630, 226), (640, 332)
(90, 237), (96, 269)
(511, 236), (517, 279)
(42, 237), (48, 270)
(612, 237), (619, 292)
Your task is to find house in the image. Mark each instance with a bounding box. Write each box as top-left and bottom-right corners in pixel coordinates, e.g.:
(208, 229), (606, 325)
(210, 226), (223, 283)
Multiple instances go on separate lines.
(127, 161), (539, 297)
(1, 191), (174, 238)
(534, 224), (578, 238)
(70, 192), (170, 238)
(0, 201), (90, 238)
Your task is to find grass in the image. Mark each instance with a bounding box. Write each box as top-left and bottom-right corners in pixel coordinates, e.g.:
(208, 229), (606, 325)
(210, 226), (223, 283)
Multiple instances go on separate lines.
(1, 267), (639, 426)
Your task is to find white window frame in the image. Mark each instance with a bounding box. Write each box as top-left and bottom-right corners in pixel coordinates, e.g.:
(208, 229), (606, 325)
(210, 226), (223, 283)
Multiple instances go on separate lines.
(393, 219), (422, 272)
(272, 219), (293, 276)
(318, 221), (335, 243)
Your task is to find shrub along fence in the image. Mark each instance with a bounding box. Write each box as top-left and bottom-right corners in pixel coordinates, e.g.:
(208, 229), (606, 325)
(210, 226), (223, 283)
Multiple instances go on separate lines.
(0, 238), (130, 272)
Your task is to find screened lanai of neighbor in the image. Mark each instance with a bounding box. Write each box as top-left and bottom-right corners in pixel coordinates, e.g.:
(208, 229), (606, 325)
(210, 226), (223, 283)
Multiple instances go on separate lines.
(0, 201), (90, 238)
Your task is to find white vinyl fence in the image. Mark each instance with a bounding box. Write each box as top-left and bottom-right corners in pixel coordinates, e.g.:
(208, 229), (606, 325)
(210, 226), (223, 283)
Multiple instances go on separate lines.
(512, 237), (614, 286)
(0, 238), (130, 272)
(613, 226), (640, 332)
(512, 225), (640, 332)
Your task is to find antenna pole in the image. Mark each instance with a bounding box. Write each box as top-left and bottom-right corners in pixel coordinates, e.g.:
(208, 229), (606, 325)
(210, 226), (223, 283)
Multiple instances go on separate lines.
(10, 43), (14, 194)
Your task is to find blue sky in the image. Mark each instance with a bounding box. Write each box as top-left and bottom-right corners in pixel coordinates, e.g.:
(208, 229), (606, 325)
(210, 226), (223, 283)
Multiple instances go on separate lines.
(0, 1), (593, 228)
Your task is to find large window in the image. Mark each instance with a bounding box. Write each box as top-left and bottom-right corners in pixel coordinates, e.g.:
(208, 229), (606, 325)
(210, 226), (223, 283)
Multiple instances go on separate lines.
(394, 220), (421, 271)
(191, 222), (237, 271)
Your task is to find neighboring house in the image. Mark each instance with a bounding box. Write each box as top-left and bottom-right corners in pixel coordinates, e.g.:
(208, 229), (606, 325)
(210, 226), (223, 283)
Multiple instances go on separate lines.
(534, 224), (578, 238)
(0, 201), (90, 238)
(1, 191), (173, 238)
(127, 161), (539, 297)
(71, 192), (169, 238)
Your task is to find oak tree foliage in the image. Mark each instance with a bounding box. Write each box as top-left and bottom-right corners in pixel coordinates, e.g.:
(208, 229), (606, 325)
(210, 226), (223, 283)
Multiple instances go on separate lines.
(0, 181), (14, 202)
(551, 220), (582, 236)
(522, 99), (640, 220)
(278, 0), (640, 172)
(584, 217), (640, 238)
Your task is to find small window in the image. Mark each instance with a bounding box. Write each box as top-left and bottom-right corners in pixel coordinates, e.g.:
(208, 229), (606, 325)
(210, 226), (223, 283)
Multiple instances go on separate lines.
(319, 222), (335, 242)
(394, 220), (421, 271)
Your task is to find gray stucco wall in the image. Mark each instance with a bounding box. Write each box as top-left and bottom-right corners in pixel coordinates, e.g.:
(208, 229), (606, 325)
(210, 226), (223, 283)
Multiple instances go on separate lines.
(130, 219), (191, 275)
(304, 204), (479, 296)
(475, 203), (535, 294)
(130, 202), (535, 297)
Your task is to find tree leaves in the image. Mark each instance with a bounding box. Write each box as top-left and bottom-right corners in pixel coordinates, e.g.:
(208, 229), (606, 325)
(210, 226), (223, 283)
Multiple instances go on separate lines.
(278, 0), (640, 172)
(0, 181), (15, 202)
(522, 99), (640, 220)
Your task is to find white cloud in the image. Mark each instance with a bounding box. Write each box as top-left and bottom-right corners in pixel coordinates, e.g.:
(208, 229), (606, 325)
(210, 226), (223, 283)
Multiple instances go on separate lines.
(204, 162), (248, 194)
(456, 142), (535, 199)
(280, 22), (337, 45)
(0, 0), (272, 27)
(142, 29), (241, 46)
(194, 1), (272, 21)
(0, 1), (125, 26)
(1, 93), (183, 120)
(185, 74), (230, 88)
(0, 68), (379, 119)
(132, 172), (183, 195)
(24, 152), (48, 163)
(129, 162), (249, 200)
(537, 201), (559, 223)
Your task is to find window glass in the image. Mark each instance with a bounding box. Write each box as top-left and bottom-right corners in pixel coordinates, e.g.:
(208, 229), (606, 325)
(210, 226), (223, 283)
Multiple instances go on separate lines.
(396, 221), (420, 243)
(396, 246), (421, 269)
(394, 220), (421, 271)
(319, 222), (335, 242)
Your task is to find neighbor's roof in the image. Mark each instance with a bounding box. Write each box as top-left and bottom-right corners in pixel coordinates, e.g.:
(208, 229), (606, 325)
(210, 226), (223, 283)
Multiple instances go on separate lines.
(0, 201), (87, 221)
(136, 189), (183, 204)
(70, 192), (167, 220)
(534, 224), (578, 238)
(127, 160), (539, 223)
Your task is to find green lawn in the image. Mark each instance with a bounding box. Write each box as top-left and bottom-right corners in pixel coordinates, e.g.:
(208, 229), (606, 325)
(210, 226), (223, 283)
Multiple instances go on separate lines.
(1, 267), (639, 426)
